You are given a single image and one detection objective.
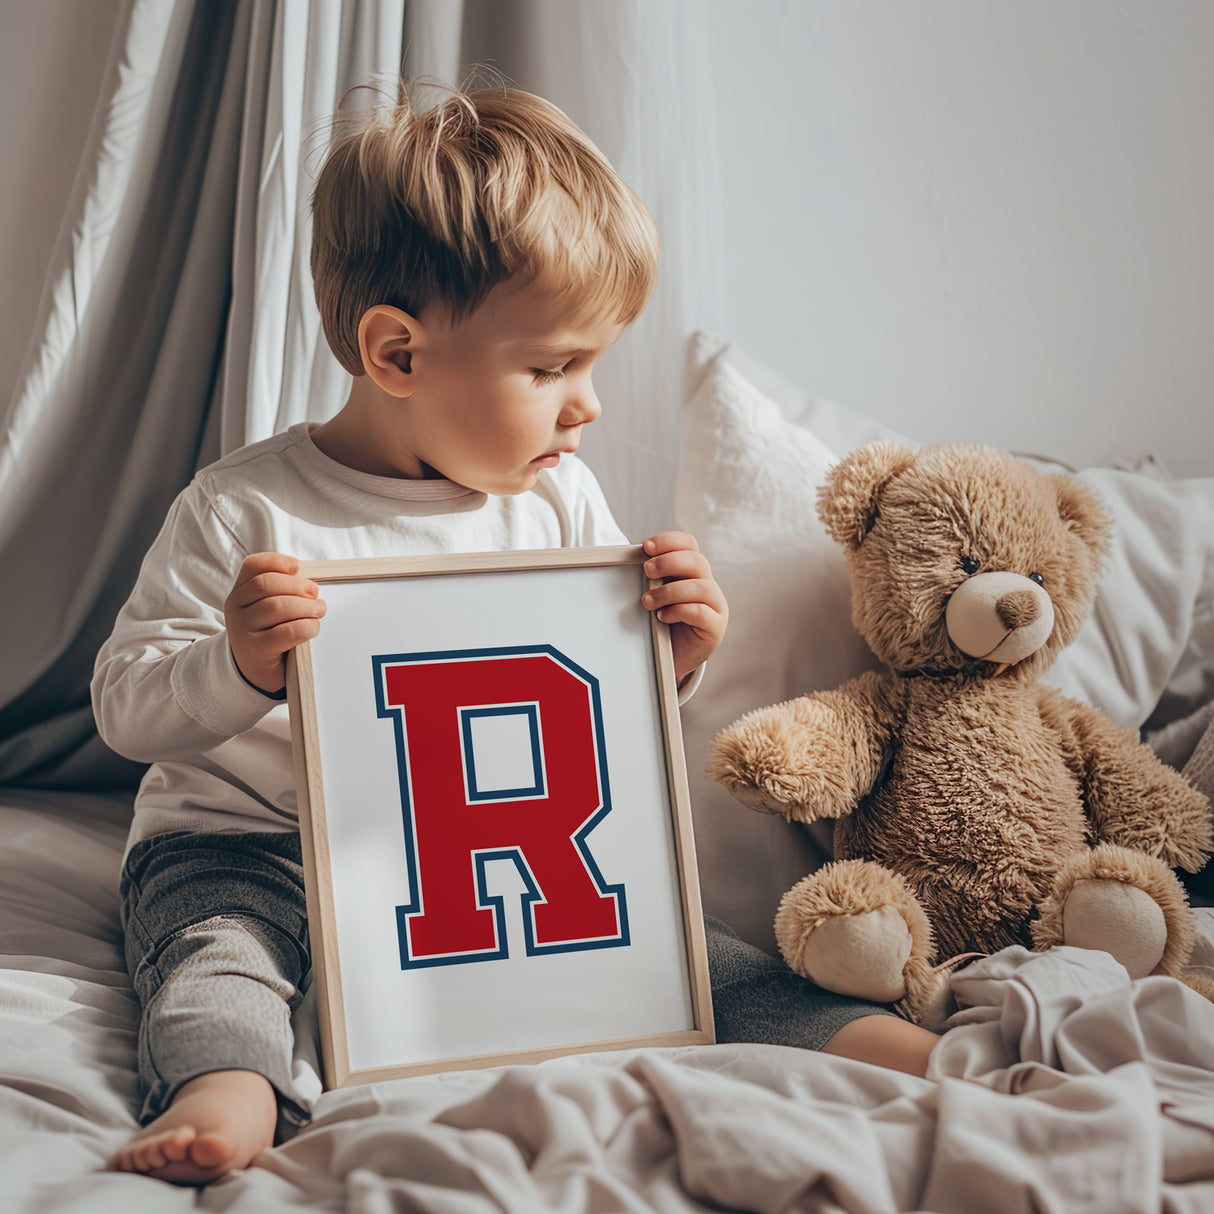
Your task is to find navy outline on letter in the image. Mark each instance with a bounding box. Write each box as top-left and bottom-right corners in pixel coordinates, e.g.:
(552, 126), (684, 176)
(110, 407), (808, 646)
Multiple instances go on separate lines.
(460, 703), (545, 801)
(373, 645), (630, 968)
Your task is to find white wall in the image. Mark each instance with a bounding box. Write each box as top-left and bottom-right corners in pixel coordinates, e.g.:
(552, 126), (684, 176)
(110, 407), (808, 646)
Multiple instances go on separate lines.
(703, 0), (1214, 476)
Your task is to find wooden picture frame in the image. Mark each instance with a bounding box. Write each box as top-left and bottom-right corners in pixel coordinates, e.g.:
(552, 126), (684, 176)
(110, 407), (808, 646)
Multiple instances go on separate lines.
(286, 545), (714, 1088)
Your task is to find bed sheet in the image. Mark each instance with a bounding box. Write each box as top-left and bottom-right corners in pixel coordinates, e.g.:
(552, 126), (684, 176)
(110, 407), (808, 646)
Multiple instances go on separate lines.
(4, 787), (1214, 1214)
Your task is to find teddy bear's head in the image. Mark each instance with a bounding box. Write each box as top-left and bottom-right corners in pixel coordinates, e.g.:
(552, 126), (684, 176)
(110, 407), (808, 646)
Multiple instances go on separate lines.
(817, 442), (1111, 681)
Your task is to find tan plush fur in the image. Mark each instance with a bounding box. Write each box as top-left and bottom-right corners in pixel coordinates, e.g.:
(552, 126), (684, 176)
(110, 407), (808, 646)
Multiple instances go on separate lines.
(709, 442), (1214, 1018)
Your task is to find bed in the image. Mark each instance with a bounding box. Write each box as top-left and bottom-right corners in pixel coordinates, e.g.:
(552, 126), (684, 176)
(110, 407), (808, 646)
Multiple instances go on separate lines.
(4, 332), (1214, 1212)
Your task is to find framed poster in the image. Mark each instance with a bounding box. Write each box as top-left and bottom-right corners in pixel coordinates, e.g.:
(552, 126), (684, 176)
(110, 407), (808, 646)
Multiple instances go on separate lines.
(286, 545), (714, 1088)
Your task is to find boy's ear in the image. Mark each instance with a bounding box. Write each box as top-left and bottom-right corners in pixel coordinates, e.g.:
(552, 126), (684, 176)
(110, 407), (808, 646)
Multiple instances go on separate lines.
(358, 305), (421, 397)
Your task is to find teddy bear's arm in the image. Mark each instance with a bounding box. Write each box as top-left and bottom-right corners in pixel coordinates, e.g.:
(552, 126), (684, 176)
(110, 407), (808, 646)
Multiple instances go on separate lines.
(708, 670), (901, 823)
(1036, 686), (1213, 872)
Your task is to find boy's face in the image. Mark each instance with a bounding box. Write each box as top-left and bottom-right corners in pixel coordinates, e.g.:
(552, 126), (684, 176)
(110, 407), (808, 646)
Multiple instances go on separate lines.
(403, 280), (625, 495)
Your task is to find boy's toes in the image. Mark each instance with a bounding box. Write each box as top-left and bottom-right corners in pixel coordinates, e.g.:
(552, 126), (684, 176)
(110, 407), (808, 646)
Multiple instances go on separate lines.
(125, 1142), (152, 1172)
(111, 1126), (198, 1175)
(160, 1130), (196, 1165)
(190, 1132), (236, 1170)
(135, 1138), (169, 1171)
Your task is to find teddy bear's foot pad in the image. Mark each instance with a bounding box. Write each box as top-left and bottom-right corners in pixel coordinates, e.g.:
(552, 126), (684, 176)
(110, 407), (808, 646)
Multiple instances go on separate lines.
(1062, 878), (1167, 978)
(796, 908), (912, 1002)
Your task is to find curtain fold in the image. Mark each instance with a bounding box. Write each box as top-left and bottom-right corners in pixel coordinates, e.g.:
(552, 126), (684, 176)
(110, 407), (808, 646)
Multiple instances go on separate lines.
(220, 0), (402, 453)
(0, 0), (404, 789)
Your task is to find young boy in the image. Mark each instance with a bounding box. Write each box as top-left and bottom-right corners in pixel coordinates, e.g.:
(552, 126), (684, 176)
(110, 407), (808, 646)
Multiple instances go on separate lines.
(93, 82), (931, 1186)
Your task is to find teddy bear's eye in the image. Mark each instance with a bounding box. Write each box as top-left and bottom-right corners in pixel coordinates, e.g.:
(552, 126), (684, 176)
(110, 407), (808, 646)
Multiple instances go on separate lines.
(960, 555), (980, 575)
(1029, 572), (1045, 586)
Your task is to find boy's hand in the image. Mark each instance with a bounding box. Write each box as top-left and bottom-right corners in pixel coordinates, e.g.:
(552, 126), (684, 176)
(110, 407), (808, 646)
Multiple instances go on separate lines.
(224, 553), (326, 694)
(641, 532), (728, 685)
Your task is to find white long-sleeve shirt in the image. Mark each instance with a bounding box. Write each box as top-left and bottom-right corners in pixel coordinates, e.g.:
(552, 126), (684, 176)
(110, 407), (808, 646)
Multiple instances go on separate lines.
(93, 423), (631, 847)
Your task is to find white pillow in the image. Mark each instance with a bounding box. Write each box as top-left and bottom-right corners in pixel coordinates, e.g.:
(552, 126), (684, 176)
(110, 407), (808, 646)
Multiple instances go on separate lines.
(677, 330), (1214, 952)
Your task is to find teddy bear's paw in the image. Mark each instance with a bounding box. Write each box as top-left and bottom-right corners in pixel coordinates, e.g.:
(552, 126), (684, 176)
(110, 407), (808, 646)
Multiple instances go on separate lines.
(777, 860), (936, 1004)
(714, 770), (813, 817)
(707, 750), (819, 817)
(708, 699), (855, 821)
(1036, 844), (1197, 979)
(791, 908), (913, 1003)
(1061, 878), (1167, 979)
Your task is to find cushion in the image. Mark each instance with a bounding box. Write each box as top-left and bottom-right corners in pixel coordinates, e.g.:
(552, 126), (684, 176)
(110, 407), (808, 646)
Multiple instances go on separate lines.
(677, 330), (1214, 952)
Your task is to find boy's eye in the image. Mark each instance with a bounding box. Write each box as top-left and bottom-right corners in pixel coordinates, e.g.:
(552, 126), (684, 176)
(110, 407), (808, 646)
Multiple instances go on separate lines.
(531, 367), (565, 384)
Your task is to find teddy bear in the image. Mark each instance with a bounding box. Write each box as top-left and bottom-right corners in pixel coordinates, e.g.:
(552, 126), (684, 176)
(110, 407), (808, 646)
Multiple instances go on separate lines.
(707, 441), (1214, 1023)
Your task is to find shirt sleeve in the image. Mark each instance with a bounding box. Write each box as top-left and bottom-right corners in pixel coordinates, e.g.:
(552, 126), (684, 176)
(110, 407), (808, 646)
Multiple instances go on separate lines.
(677, 663), (705, 706)
(91, 483), (276, 763)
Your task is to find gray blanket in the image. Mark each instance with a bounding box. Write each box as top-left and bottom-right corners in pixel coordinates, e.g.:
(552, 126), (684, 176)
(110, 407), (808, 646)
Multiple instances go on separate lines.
(4, 788), (1214, 1213)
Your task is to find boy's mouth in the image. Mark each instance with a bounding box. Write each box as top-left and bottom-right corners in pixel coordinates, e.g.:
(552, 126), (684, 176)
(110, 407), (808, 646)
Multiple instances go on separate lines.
(531, 448), (574, 467)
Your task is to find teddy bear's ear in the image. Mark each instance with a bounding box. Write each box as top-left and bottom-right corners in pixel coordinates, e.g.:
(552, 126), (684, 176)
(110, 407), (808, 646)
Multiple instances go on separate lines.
(817, 441), (917, 551)
(1050, 473), (1113, 555)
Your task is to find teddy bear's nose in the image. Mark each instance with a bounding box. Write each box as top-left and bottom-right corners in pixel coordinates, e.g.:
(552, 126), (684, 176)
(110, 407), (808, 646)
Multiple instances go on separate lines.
(996, 590), (1040, 630)
(947, 570), (1055, 665)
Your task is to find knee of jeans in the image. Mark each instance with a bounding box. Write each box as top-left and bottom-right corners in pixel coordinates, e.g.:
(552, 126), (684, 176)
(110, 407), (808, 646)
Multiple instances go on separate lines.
(151, 913), (309, 1002)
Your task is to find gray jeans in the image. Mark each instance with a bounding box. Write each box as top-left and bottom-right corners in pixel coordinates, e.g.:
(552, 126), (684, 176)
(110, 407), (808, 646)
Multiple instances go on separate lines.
(704, 915), (895, 1049)
(119, 831), (888, 1131)
(119, 830), (313, 1130)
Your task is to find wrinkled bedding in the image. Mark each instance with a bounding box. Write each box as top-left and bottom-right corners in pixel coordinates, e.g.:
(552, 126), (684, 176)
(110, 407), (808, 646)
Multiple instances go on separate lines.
(4, 787), (1214, 1214)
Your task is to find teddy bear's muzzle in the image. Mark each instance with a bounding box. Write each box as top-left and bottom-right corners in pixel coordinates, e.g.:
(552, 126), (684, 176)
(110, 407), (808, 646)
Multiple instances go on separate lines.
(945, 570), (1055, 667)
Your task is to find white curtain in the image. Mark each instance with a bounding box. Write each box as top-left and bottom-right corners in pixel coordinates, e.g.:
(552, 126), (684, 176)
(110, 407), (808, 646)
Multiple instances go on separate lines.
(0, 0), (720, 787)
(0, 0), (403, 786)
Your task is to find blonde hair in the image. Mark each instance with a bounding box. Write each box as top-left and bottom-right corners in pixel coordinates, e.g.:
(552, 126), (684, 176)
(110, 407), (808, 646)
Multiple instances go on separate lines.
(311, 81), (660, 375)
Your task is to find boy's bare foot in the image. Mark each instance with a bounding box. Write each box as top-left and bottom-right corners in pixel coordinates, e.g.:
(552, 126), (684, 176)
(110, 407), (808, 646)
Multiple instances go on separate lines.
(107, 1069), (277, 1185)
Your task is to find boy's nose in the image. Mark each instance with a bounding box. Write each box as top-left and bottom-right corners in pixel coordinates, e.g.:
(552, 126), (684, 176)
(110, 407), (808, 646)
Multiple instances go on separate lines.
(562, 382), (601, 426)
